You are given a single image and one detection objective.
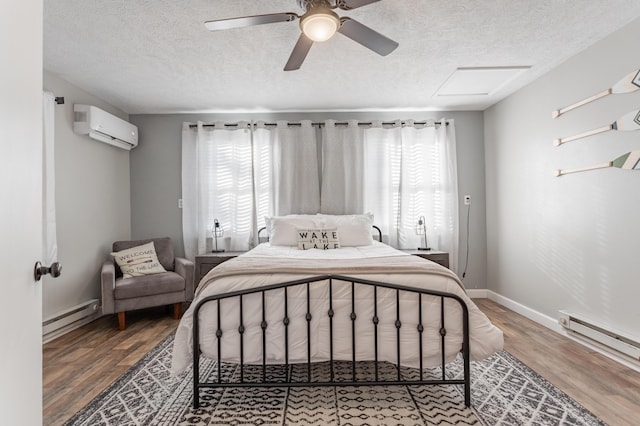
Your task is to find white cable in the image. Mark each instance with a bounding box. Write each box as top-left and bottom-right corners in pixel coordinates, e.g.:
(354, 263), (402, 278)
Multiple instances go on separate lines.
(461, 203), (470, 279)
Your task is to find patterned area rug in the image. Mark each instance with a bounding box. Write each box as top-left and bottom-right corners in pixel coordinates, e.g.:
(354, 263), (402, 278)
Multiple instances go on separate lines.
(63, 333), (604, 426)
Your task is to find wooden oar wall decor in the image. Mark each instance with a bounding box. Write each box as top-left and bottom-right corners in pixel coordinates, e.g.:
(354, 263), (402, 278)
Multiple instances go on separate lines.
(556, 151), (640, 176)
(554, 109), (640, 146)
(552, 69), (640, 118)
(554, 69), (640, 177)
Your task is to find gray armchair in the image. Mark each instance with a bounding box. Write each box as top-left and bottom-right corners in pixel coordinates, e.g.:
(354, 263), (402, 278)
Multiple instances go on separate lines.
(101, 237), (194, 330)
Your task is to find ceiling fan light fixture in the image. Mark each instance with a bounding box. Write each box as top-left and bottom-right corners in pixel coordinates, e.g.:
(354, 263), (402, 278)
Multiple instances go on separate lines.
(300, 9), (340, 42)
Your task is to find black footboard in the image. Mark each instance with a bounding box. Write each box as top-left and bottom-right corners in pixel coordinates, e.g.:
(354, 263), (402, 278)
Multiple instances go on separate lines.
(192, 274), (471, 408)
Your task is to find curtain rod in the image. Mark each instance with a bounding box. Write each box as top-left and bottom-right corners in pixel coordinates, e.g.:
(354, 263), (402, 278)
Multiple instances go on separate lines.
(189, 120), (447, 129)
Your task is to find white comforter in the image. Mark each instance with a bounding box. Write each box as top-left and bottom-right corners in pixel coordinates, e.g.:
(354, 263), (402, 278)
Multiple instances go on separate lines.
(171, 242), (503, 374)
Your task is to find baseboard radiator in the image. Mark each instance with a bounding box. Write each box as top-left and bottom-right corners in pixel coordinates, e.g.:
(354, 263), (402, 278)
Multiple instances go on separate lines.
(43, 299), (100, 339)
(558, 310), (640, 360)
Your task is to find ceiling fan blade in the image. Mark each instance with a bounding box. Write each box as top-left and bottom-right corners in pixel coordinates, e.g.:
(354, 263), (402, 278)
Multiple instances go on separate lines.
(284, 33), (314, 71)
(338, 18), (398, 56)
(205, 13), (297, 31)
(337, 0), (382, 10)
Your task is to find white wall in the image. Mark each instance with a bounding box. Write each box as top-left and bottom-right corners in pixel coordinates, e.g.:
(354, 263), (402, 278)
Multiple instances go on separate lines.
(484, 18), (640, 338)
(42, 71), (131, 318)
(129, 111), (488, 288)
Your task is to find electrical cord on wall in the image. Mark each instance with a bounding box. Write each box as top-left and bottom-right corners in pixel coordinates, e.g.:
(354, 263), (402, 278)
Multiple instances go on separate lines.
(461, 203), (470, 279)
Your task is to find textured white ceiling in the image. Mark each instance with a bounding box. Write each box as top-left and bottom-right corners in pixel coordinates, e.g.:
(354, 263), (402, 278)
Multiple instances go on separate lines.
(44, 1), (640, 114)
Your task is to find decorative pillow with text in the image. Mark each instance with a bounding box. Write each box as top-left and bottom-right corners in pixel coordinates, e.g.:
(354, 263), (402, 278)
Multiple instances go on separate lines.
(111, 242), (167, 278)
(297, 228), (340, 250)
(266, 215), (328, 246)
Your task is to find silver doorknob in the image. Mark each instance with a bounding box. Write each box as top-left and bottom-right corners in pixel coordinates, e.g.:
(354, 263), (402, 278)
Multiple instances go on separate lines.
(34, 261), (62, 281)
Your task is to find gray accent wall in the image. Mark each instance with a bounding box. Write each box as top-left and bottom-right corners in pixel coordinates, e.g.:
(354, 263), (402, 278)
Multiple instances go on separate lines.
(129, 111), (488, 289)
(484, 18), (640, 338)
(43, 71), (131, 318)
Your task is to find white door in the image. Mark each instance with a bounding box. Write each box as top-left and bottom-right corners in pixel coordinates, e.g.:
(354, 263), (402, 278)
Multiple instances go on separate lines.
(0, 0), (44, 424)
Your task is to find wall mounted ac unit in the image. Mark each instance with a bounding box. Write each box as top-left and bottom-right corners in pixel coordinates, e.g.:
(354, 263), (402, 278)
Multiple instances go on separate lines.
(73, 104), (138, 150)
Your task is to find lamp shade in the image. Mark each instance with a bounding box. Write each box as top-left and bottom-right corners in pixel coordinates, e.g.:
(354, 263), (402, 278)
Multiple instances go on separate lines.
(301, 9), (340, 42)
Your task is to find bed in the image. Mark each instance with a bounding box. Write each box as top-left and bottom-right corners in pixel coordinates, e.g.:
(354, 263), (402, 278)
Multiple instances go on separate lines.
(171, 214), (504, 408)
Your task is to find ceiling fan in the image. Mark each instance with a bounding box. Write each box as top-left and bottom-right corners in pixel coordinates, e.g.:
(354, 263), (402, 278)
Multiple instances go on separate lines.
(204, 0), (398, 71)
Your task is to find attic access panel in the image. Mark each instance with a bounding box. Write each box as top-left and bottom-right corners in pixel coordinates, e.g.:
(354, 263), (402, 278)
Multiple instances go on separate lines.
(435, 66), (530, 96)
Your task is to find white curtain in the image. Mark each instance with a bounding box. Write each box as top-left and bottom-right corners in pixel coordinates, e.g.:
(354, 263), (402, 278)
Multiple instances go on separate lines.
(42, 92), (58, 265)
(264, 121), (320, 215)
(182, 122), (253, 258)
(182, 121), (320, 259)
(320, 120), (364, 214)
(359, 119), (459, 272)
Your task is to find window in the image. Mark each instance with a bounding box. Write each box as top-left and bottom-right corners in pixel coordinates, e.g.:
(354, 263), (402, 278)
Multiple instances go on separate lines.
(182, 119), (459, 272)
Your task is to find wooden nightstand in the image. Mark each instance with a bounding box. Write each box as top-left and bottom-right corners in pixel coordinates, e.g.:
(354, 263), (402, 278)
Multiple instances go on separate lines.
(401, 250), (449, 269)
(195, 252), (245, 285)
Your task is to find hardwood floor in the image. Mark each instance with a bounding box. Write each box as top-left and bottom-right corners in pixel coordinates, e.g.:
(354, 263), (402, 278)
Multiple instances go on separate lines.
(474, 299), (640, 426)
(43, 306), (178, 426)
(43, 300), (640, 425)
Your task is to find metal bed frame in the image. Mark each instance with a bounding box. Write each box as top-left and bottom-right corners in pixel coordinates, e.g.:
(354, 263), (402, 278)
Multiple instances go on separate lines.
(191, 273), (471, 409)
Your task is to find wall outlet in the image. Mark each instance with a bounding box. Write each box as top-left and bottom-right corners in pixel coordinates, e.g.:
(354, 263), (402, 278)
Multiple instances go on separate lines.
(178, 198), (183, 209)
(464, 195), (471, 205)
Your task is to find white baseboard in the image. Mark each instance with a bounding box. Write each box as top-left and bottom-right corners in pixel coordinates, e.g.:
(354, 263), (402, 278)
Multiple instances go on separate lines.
(485, 290), (640, 373)
(486, 291), (564, 333)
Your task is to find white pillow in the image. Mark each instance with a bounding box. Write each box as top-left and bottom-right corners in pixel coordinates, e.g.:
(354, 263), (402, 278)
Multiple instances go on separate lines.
(297, 228), (340, 250)
(111, 242), (167, 278)
(316, 213), (374, 246)
(265, 213), (374, 247)
(265, 215), (329, 246)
